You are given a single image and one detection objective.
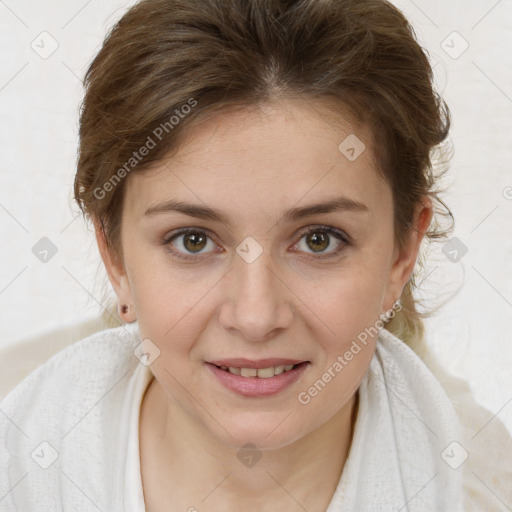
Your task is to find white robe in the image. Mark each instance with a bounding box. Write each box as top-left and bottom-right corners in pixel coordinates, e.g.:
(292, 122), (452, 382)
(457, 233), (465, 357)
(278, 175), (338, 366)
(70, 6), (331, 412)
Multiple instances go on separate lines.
(0, 322), (511, 510)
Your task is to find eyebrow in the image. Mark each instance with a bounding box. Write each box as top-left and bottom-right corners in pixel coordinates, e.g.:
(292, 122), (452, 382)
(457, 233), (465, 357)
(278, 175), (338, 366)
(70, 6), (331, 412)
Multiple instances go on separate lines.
(143, 196), (369, 225)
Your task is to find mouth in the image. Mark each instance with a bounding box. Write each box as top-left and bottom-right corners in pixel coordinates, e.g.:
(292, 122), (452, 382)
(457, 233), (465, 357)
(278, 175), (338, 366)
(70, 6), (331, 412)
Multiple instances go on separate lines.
(205, 359), (310, 397)
(210, 362), (307, 378)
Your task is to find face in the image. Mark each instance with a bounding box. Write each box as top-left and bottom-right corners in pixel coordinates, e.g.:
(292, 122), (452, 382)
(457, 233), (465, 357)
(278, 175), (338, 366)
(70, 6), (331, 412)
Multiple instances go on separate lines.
(98, 97), (428, 450)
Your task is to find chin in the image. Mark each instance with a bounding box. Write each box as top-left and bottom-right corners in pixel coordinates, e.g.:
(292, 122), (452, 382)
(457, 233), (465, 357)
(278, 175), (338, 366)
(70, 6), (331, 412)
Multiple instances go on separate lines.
(209, 414), (309, 452)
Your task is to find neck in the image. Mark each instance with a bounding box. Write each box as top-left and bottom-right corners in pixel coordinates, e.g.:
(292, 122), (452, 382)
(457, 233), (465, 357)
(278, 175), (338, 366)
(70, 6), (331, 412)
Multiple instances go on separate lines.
(140, 378), (359, 511)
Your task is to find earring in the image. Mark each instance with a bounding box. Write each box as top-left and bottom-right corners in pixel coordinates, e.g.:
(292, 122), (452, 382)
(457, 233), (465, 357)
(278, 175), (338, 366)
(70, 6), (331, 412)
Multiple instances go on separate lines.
(118, 303), (136, 323)
(380, 298), (402, 322)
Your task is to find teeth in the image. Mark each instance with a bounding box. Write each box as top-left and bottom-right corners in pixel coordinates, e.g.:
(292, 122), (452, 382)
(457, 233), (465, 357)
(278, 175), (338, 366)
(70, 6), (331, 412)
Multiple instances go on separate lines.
(222, 364), (298, 378)
(274, 365), (284, 375)
(257, 367), (275, 379)
(240, 367), (258, 377)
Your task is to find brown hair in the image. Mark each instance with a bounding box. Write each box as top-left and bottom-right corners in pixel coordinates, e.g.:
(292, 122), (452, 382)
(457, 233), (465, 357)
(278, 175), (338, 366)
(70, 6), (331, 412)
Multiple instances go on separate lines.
(74, 0), (454, 349)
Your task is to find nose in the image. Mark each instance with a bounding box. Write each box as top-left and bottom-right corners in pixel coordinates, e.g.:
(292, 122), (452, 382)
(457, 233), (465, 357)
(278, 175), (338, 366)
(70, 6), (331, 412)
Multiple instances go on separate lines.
(218, 249), (294, 342)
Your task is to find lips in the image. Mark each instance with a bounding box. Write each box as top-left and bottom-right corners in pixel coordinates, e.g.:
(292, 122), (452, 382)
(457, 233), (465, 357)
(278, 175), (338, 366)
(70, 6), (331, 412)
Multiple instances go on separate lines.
(206, 358), (310, 397)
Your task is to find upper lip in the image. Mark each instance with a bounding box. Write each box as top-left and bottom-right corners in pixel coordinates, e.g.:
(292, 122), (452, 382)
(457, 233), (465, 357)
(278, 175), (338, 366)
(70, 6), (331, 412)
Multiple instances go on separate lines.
(208, 358), (307, 369)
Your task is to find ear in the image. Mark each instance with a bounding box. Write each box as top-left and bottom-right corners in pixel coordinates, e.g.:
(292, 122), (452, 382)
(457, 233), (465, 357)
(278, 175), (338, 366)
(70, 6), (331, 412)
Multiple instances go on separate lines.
(93, 219), (136, 322)
(382, 197), (433, 312)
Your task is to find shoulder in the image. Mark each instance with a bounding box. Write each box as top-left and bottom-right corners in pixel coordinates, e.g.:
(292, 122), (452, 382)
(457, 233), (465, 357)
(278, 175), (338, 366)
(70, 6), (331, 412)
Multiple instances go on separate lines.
(379, 328), (512, 510)
(0, 322), (141, 410)
(0, 322), (143, 510)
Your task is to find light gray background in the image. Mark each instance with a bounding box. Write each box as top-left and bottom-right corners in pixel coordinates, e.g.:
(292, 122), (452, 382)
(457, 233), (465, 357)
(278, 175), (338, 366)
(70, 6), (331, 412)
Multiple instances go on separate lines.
(1, 0), (511, 434)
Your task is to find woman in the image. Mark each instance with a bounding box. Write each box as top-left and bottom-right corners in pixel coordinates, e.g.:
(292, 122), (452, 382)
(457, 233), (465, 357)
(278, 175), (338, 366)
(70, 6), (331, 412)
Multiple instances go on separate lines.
(1, 0), (511, 510)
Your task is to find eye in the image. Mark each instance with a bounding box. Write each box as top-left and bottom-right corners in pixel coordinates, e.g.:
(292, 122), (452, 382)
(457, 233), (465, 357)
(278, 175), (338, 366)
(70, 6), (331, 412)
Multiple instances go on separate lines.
(163, 225), (351, 262)
(163, 228), (219, 261)
(292, 226), (351, 258)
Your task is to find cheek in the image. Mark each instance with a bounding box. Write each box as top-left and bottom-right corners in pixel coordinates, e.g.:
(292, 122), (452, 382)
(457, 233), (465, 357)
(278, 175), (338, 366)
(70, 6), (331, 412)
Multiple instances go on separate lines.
(314, 264), (388, 343)
(128, 266), (223, 380)
(125, 244), (207, 333)
(134, 280), (200, 345)
(296, 275), (386, 418)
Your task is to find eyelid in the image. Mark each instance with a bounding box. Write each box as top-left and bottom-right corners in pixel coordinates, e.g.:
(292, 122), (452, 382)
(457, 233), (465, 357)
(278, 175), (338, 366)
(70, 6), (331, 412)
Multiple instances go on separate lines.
(296, 225), (351, 245)
(163, 226), (218, 244)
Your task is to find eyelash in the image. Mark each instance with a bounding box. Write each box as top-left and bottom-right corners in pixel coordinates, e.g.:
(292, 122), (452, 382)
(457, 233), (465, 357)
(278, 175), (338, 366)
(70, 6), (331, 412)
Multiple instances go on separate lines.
(162, 226), (352, 262)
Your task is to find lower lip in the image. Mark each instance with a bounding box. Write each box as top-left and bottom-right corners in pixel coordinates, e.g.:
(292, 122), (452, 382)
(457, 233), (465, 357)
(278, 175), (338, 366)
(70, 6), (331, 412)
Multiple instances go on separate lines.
(206, 362), (309, 397)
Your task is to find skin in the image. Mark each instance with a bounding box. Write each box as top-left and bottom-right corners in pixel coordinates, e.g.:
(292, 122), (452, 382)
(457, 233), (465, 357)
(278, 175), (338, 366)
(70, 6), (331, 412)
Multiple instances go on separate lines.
(95, 96), (432, 511)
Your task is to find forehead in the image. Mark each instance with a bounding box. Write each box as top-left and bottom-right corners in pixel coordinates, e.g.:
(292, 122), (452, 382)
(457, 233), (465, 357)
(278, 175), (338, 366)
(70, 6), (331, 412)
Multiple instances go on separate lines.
(123, 97), (389, 223)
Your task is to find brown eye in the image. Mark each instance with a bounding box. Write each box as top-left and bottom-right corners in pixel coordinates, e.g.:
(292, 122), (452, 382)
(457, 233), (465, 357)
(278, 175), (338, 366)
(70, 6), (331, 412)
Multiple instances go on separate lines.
(164, 228), (218, 261)
(293, 226), (350, 258)
(182, 232), (208, 253)
(305, 231), (329, 252)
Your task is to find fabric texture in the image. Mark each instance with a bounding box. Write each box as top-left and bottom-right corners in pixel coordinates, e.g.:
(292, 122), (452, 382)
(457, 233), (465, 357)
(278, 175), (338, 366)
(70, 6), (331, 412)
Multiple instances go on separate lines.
(0, 321), (510, 510)
(123, 353), (154, 510)
(325, 328), (463, 511)
(0, 315), (121, 403)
